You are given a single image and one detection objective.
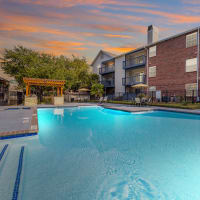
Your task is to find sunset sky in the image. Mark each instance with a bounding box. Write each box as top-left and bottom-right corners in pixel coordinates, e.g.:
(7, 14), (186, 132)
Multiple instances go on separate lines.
(0, 0), (200, 63)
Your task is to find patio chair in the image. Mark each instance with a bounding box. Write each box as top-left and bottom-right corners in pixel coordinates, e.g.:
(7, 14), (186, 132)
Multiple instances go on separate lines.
(135, 98), (141, 106)
(141, 97), (148, 106)
(99, 97), (104, 104)
(77, 97), (81, 102)
(103, 96), (108, 102)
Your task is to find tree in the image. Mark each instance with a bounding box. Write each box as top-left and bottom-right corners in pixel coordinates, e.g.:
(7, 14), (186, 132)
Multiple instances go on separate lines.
(1, 45), (98, 94)
(91, 83), (104, 99)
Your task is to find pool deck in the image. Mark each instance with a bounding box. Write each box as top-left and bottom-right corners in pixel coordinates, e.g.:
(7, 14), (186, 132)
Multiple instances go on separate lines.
(0, 102), (200, 139)
(0, 107), (38, 139)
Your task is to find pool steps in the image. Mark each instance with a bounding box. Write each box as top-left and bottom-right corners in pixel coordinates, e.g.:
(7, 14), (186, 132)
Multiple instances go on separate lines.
(0, 145), (25, 200)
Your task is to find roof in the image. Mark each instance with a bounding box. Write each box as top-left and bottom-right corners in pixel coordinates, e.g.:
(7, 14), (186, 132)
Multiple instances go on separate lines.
(146, 26), (199, 48)
(91, 50), (117, 66)
(98, 26), (200, 62)
(23, 78), (65, 87)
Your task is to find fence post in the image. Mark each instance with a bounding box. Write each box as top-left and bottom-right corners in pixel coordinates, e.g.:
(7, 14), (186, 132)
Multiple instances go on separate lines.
(184, 90), (186, 102)
(192, 90), (194, 103)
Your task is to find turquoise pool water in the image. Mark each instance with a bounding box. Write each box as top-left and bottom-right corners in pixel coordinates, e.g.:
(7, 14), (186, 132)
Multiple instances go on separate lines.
(1, 106), (200, 200)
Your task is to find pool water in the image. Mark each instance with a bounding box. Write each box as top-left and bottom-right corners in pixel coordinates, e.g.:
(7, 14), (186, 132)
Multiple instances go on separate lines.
(1, 106), (200, 200)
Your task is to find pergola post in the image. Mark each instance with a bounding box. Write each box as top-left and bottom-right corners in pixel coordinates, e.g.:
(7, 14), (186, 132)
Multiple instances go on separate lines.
(61, 87), (63, 96)
(23, 78), (65, 105)
(26, 85), (29, 96)
(57, 87), (60, 96)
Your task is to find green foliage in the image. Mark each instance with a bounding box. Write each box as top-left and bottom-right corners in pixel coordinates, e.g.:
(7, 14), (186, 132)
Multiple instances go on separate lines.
(1, 45), (97, 91)
(91, 83), (104, 98)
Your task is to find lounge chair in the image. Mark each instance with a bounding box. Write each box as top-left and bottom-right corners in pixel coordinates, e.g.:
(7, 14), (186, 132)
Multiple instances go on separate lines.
(135, 98), (141, 106)
(99, 97), (104, 104)
(103, 96), (108, 102)
(141, 97), (148, 106)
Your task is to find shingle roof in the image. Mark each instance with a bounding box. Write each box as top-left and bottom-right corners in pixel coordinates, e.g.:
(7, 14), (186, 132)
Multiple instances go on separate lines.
(91, 50), (117, 66)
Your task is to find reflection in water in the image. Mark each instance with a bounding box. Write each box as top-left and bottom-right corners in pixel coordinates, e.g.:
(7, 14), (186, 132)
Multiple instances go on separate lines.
(97, 175), (166, 200)
(53, 108), (64, 116)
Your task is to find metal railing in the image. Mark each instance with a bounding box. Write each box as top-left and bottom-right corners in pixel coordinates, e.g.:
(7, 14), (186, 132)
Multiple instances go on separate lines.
(122, 74), (146, 86)
(91, 89), (200, 103)
(123, 55), (146, 69)
(101, 79), (115, 87)
(99, 65), (115, 74)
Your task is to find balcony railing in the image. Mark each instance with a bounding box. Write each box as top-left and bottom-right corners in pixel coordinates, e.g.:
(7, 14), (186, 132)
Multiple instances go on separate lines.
(99, 65), (114, 75)
(101, 79), (115, 87)
(123, 55), (146, 70)
(122, 74), (146, 86)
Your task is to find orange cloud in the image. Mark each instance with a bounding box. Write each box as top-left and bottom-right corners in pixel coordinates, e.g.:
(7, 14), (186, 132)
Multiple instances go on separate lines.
(0, 22), (83, 40)
(103, 34), (133, 39)
(86, 24), (146, 34)
(181, 0), (200, 4)
(35, 40), (87, 56)
(12, 0), (158, 8)
(127, 8), (200, 24)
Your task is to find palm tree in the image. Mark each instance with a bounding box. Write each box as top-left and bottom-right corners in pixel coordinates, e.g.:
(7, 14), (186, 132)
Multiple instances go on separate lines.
(91, 83), (104, 99)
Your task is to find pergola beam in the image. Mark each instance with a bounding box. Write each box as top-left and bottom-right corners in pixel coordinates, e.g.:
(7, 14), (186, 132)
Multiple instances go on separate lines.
(23, 78), (65, 97)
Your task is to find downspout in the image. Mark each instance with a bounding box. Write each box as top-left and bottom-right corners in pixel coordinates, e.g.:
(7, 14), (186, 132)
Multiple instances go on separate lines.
(145, 47), (149, 91)
(197, 27), (200, 101)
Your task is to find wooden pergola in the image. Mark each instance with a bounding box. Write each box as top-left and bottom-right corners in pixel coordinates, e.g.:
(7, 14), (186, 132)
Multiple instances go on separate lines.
(23, 78), (66, 96)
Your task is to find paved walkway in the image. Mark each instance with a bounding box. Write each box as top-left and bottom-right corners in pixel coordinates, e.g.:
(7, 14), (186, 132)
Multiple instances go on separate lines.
(101, 103), (200, 114)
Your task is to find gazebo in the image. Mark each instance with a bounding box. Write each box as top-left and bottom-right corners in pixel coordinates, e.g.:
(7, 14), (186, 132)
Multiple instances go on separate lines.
(23, 78), (66, 106)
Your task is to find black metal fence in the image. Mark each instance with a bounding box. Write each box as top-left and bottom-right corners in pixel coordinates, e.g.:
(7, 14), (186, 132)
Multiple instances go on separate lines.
(99, 89), (200, 103)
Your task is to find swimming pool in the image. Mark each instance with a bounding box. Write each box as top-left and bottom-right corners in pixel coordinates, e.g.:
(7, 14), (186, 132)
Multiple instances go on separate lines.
(1, 106), (200, 199)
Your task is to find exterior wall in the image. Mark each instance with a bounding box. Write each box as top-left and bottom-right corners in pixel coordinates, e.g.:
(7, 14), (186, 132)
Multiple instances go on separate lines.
(53, 96), (64, 105)
(24, 96), (37, 106)
(115, 55), (125, 95)
(91, 53), (112, 75)
(147, 30), (200, 91)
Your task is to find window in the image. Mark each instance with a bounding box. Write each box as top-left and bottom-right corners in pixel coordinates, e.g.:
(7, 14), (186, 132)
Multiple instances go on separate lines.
(186, 58), (197, 72)
(185, 83), (197, 97)
(186, 32), (197, 48)
(149, 66), (156, 77)
(149, 46), (156, 57)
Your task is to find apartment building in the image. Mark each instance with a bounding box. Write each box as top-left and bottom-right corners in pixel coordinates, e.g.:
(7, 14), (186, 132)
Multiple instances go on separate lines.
(0, 60), (23, 105)
(147, 28), (200, 100)
(91, 25), (200, 101)
(122, 47), (146, 96)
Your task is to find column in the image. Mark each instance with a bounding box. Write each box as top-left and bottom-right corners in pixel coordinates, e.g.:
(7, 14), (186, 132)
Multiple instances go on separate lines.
(57, 87), (60, 96)
(26, 85), (29, 96)
(61, 87), (63, 96)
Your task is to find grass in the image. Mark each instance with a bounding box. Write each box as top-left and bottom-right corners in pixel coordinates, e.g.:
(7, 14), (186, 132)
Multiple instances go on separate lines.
(150, 102), (200, 110)
(89, 100), (200, 110)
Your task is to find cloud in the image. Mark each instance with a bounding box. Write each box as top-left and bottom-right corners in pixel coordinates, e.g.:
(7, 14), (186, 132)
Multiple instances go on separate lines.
(83, 23), (146, 34)
(126, 8), (200, 24)
(181, 0), (200, 5)
(10, 0), (158, 8)
(0, 22), (83, 40)
(103, 34), (133, 39)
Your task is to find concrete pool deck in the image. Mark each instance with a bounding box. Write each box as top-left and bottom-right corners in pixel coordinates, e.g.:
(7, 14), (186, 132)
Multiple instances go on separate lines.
(0, 107), (38, 139)
(0, 102), (200, 139)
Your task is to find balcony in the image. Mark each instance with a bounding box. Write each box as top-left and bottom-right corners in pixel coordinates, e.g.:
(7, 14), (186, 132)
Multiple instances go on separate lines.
(99, 65), (114, 75)
(123, 55), (146, 70)
(122, 74), (146, 86)
(101, 79), (115, 87)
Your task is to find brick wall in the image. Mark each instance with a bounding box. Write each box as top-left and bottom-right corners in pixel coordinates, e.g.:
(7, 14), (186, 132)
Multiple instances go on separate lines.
(147, 30), (200, 91)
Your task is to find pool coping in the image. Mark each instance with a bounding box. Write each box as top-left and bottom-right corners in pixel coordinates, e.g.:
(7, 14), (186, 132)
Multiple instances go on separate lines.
(101, 104), (200, 115)
(0, 107), (38, 140)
